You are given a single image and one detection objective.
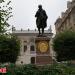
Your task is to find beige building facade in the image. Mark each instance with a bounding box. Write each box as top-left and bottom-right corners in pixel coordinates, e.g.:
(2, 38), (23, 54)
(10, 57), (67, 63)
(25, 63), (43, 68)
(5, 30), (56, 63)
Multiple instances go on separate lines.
(55, 0), (75, 33)
(12, 29), (53, 65)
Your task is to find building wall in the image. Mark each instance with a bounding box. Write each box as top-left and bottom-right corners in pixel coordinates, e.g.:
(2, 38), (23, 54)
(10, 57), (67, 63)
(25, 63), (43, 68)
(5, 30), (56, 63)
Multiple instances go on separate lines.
(16, 36), (36, 64)
(55, 0), (75, 34)
(12, 30), (53, 65)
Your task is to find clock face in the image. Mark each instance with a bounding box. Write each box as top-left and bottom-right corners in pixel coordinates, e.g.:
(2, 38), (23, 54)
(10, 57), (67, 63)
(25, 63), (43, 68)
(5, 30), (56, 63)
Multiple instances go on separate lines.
(37, 41), (49, 53)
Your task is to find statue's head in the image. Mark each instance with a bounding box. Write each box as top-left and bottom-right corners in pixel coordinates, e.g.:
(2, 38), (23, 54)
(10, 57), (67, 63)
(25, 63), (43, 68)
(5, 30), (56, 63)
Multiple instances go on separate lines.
(38, 5), (42, 9)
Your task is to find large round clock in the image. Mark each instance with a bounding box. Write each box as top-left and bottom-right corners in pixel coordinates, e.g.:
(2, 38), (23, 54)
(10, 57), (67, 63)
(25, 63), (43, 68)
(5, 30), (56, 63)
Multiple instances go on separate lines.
(37, 41), (49, 53)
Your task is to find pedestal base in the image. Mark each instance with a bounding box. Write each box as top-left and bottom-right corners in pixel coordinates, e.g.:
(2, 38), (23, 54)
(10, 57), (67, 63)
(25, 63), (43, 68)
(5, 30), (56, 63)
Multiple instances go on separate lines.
(35, 37), (53, 65)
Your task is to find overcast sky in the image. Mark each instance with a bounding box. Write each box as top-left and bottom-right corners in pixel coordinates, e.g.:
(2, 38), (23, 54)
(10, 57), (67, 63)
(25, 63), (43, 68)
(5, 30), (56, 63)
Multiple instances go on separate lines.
(8, 0), (72, 33)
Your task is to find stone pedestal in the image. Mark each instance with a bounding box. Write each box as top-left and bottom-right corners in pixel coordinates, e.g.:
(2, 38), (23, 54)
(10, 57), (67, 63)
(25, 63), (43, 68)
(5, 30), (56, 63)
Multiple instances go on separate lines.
(35, 37), (53, 65)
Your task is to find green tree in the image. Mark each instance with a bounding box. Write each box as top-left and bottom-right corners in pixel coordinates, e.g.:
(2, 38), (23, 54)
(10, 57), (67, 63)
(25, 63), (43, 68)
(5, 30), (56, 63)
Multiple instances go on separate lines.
(0, 34), (20, 63)
(53, 30), (75, 62)
(0, 0), (4, 3)
(0, 0), (12, 33)
(0, 0), (20, 64)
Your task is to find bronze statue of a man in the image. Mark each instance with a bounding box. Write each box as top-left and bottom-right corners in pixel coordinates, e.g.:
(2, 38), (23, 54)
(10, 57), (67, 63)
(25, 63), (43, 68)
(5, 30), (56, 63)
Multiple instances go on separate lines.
(35, 5), (48, 35)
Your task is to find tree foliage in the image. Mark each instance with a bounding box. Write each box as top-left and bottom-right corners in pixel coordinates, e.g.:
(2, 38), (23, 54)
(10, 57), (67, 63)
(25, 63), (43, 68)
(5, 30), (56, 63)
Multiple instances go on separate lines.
(0, 0), (4, 3)
(0, 0), (12, 33)
(0, 0), (20, 63)
(53, 30), (75, 62)
(0, 34), (20, 63)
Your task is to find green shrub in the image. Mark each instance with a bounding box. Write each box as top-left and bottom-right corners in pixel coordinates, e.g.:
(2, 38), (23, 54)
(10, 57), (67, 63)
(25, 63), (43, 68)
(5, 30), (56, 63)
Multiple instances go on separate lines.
(0, 63), (75, 75)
